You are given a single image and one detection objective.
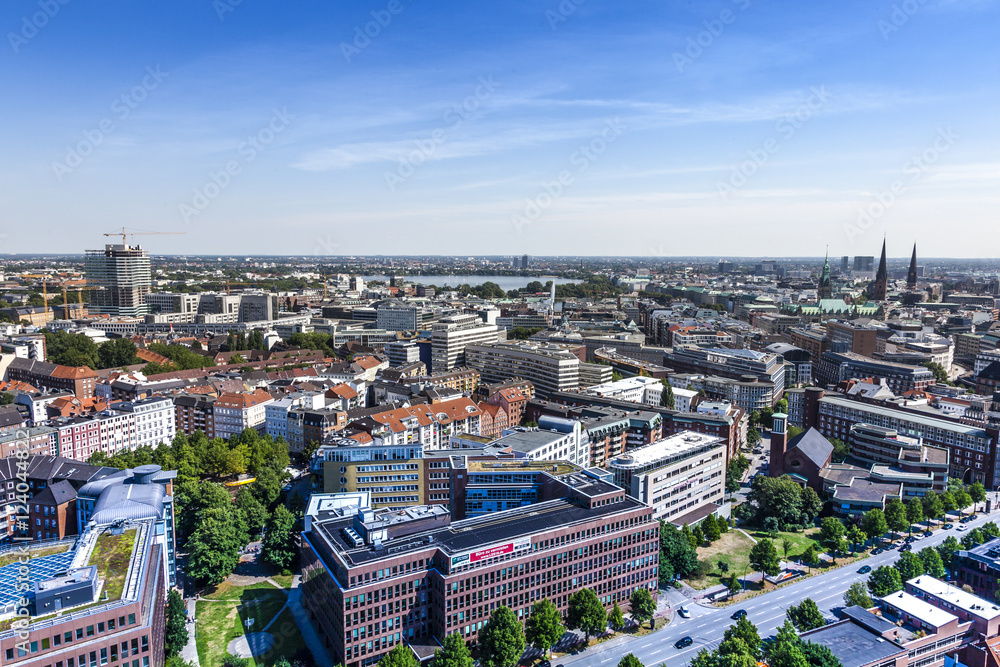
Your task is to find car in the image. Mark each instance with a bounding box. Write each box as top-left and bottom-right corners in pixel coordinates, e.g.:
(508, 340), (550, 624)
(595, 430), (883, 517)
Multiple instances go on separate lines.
(943, 523), (954, 529)
(731, 609), (747, 620)
(901, 544), (912, 552)
(675, 637), (694, 649)
(958, 525), (968, 531)
(537, 661), (551, 667)
(905, 536), (916, 543)
(873, 547), (884, 555)
(858, 565), (872, 574)
(923, 531), (933, 537)
(678, 606), (691, 618)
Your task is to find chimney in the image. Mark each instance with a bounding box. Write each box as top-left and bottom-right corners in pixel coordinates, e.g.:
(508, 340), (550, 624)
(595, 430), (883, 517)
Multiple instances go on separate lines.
(769, 412), (788, 477)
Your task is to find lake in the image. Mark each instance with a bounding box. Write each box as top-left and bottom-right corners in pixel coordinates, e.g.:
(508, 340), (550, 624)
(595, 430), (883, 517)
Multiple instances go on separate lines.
(361, 275), (577, 290)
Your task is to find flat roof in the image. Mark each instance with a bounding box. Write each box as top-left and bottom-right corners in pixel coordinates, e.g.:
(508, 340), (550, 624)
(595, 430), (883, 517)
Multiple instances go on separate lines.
(314, 495), (647, 567)
(907, 576), (1000, 621)
(821, 395), (990, 437)
(467, 460), (579, 475)
(608, 431), (724, 470)
(832, 479), (900, 503)
(881, 590), (958, 628)
(491, 429), (571, 453)
(800, 621), (905, 667)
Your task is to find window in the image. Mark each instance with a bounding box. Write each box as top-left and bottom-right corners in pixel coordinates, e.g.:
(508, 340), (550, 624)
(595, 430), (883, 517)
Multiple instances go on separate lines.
(128, 614), (136, 625)
(86, 626), (94, 637)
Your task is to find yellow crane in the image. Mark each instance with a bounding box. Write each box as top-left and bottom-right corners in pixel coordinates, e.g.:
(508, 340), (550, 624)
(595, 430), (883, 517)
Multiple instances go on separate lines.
(103, 227), (186, 246)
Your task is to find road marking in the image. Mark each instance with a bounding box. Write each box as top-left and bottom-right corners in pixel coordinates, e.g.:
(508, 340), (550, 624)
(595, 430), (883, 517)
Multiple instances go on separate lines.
(600, 658), (613, 663)
(641, 643), (652, 648)
(650, 650), (662, 656)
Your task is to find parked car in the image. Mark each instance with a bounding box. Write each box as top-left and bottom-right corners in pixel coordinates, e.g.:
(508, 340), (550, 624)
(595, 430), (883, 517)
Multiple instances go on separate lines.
(537, 661), (551, 667)
(904, 536), (916, 543)
(943, 523), (955, 530)
(873, 547), (884, 555)
(858, 565), (872, 574)
(731, 609), (747, 620)
(900, 544), (912, 552)
(922, 531), (933, 537)
(675, 637), (694, 649)
(679, 606), (691, 618)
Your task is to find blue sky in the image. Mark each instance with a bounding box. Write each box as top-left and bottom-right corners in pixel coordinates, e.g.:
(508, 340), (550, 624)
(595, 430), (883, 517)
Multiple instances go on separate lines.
(1, 0), (998, 257)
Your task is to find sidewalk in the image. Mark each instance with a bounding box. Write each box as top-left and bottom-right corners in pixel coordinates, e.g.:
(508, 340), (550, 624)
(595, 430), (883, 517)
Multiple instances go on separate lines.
(180, 597), (200, 667)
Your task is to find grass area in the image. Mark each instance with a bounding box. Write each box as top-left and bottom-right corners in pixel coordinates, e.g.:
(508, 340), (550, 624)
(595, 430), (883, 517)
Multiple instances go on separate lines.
(196, 582), (290, 667)
(685, 528), (824, 591)
(89, 530), (137, 601)
(271, 573), (295, 589)
(0, 543), (71, 568)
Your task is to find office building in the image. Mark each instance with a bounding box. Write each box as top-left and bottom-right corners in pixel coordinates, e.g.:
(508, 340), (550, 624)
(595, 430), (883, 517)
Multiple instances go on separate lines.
(815, 350), (935, 393)
(663, 346), (785, 407)
(490, 416), (589, 467)
(84, 243), (152, 317)
(430, 314), (502, 372)
(465, 341), (580, 398)
(300, 477), (658, 667)
(608, 431), (726, 524)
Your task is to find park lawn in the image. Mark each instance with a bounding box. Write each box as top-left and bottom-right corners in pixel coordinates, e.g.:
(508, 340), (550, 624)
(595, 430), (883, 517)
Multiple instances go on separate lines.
(0, 544), (71, 568)
(89, 530), (138, 601)
(687, 530), (755, 590)
(270, 573), (295, 589)
(204, 580), (284, 600)
(749, 528), (822, 560)
(196, 586), (288, 667)
(259, 608), (309, 665)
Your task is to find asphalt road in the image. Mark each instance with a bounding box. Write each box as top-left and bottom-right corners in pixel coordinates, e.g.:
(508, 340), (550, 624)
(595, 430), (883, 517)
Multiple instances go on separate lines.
(558, 506), (1000, 667)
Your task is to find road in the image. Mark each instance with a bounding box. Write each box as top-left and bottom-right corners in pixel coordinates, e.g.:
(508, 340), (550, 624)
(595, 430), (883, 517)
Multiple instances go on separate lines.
(559, 506), (1000, 667)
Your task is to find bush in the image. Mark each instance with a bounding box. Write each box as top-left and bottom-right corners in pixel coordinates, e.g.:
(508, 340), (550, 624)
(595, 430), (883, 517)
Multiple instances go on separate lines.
(671, 580), (683, 589)
(782, 524), (805, 533)
(763, 517), (780, 534)
(696, 560), (713, 577)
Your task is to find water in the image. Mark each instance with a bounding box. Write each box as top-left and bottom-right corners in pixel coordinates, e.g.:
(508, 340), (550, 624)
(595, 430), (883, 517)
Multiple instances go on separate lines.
(360, 275), (576, 290)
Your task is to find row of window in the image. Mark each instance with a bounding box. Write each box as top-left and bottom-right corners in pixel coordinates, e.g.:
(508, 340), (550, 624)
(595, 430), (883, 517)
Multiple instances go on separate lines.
(6, 616), (140, 660)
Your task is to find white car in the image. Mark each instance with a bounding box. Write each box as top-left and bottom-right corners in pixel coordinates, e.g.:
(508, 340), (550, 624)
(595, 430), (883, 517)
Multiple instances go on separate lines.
(957, 525), (968, 531)
(678, 606), (691, 618)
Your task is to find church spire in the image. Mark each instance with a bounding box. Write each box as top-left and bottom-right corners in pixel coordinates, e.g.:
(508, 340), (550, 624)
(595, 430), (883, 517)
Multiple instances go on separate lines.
(871, 237), (888, 301)
(818, 247), (832, 300)
(907, 243), (918, 289)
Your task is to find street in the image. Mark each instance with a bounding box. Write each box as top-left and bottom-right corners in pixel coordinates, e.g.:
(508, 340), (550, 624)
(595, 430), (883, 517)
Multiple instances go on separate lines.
(559, 506), (1000, 667)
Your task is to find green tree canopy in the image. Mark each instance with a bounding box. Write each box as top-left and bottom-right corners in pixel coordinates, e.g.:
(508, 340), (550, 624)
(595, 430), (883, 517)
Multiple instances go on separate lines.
(567, 588), (607, 641)
(479, 606), (526, 667)
(786, 598), (825, 632)
(164, 589), (189, 658)
(844, 581), (873, 609)
(617, 654), (643, 667)
(749, 538), (782, 579)
(867, 566), (903, 597)
(187, 507), (241, 585)
(525, 598), (565, 657)
(918, 546), (947, 579)
(262, 504), (298, 570)
(861, 509), (888, 541)
(433, 631), (473, 667)
(819, 517), (845, 547)
(628, 587), (656, 629)
(747, 475), (803, 526)
(380, 644), (419, 667)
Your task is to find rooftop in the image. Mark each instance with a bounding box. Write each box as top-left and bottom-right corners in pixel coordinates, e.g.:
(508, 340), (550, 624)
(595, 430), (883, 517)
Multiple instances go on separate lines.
(467, 459), (579, 475)
(880, 590), (959, 628)
(800, 620), (905, 667)
(907, 576), (1000, 621)
(608, 430), (724, 470)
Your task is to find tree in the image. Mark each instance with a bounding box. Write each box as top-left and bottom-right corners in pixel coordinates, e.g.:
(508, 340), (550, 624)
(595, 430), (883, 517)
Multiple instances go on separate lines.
(786, 598), (825, 631)
(847, 525), (867, 553)
(922, 492), (944, 521)
(691, 524), (705, 547)
(781, 538), (793, 560)
(608, 602), (625, 631)
(924, 361), (951, 385)
(262, 504), (297, 570)
(884, 498), (908, 537)
(918, 546), (947, 579)
(479, 606), (526, 667)
(969, 482), (987, 507)
(749, 538), (781, 582)
(1, 392), (15, 405)
(617, 655), (643, 667)
(660, 521), (699, 581)
(703, 514), (721, 542)
(660, 380), (675, 409)
(799, 642), (843, 667)
(844, 581), (873, 609)
(800, 486), (823, 524)
(906, 497), (924, 533)
(187, 507), (241, 585)
(629, 587), (656, 629)
(861, 509), (888, 542)
(763, 621), (809, 667)
(819, 517), (846, 548)
(937, 535), (962, 567)
(747, 476), (803, 527)
(235, 489), (268, 539)
(725, 572), (743, 598)
(434, 628), (473, 667)
(380, 644), (419, 667)
(830, 438), (849, 461)
(164, 589), (188, 658)
(96, 337), (140, 369)
(954, 488), (973, 517)
(566, 588), (607, 641)
(940, 490), (956, 513)
(724, 615), (762, 658)
(525, 598), (564, 658)
(867, 566), (903, 597)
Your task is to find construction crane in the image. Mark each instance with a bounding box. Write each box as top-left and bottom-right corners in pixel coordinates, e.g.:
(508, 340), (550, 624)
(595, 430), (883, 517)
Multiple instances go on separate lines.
(103, 227), (186, 246)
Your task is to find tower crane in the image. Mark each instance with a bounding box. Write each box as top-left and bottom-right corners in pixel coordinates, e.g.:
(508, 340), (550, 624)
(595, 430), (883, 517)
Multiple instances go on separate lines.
(103, 227), (186, 246)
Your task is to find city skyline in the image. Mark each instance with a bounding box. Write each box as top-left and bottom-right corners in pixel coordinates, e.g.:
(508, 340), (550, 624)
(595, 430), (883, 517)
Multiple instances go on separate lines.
(2, 1), (999, 257)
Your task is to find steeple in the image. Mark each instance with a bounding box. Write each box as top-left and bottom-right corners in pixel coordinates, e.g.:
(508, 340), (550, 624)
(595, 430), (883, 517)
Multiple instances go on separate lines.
(871, 238), (888, 301)
(818, 247), (832, 300)
(907, 243), (918, 289)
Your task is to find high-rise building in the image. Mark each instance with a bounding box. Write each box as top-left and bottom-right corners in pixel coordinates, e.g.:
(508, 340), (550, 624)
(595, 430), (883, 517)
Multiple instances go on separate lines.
(841, 256), (850, 273)
(854, 256), (874, 272)
(430, 314), (501, 372)
(522, 253), (529, 269)
(84, 243), (152, 317)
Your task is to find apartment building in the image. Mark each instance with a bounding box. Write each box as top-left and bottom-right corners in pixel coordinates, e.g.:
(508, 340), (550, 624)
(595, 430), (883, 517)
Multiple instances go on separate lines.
(465, 342), (580, 398)
(6, 358), (99, 399)
(213, 389), (275, 439)
(171, 393), (216, 438)
(430, 314), (501, 372)
(584, 376), (663, 406)
(815, 350), (935, 393)
(109, 398), (175, 450)
(301, 480), (658, 667)
(663, 346), (785, 406)
(608, 431), (726, 524)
